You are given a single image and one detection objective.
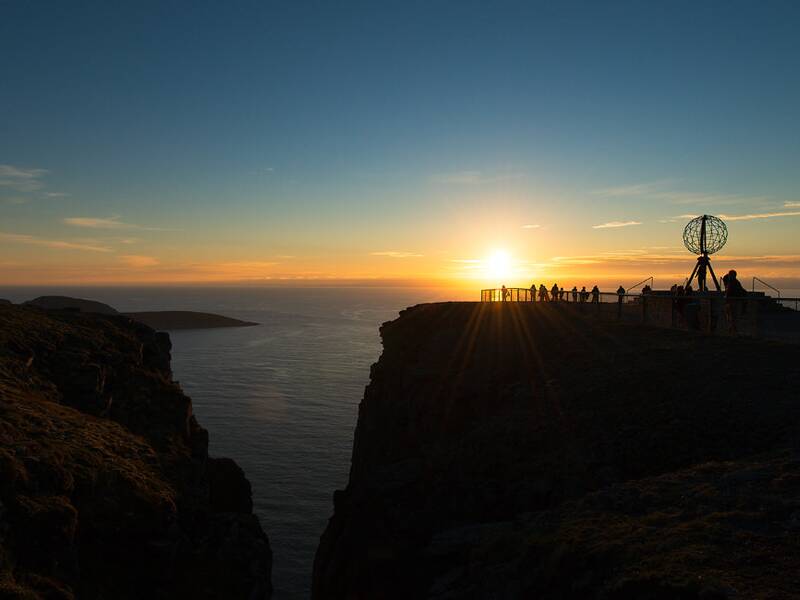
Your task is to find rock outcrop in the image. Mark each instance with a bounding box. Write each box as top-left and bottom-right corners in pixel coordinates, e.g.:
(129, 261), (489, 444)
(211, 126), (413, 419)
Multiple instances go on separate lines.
(313, 301), (800, 599)
(0, 303), (271, 599)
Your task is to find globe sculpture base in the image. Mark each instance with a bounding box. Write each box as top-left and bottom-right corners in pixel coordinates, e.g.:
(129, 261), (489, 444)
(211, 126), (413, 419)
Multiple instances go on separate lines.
(687, 253), (721, 293)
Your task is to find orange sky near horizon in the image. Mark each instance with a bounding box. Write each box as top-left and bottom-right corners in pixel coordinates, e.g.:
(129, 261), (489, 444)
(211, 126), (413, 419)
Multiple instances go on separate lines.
(2, 239), (799, 291)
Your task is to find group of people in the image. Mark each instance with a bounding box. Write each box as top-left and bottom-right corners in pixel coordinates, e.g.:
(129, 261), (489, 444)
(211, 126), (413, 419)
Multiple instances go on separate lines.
(667, 269), (748, 333)
(497, 269), (750, 334)
(499, 283), (600, 303)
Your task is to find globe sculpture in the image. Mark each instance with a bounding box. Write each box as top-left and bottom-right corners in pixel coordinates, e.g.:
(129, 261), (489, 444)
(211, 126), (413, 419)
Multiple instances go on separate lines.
(683, 214), (727, 292)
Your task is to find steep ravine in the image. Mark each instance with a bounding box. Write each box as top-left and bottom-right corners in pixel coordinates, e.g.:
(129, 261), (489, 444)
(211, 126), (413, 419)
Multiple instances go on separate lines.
(0, 303), (271, 599)
(314, 301), (800, 599)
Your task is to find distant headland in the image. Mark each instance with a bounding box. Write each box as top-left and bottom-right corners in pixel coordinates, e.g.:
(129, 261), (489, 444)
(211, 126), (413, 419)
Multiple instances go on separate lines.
(23, 295), (259, 330)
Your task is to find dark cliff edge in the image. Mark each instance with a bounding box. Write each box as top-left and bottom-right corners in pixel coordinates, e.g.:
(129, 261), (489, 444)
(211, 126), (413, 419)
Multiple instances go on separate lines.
(314, 302), (800, 599)
(0, 303), (271, 599)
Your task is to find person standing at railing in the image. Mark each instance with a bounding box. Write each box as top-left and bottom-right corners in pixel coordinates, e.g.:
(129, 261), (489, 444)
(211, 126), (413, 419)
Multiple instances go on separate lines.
(591, 285), (600, 303)
(571, 286), (578, 302)
(617, 285), (625, 297)
(722, 269), (747, 334)
(551, 283), (559, 302)
(539, 284), (549, 302)
(580, 286), (587, 302)
(530, 283), (536, 302)
(501, 285), (509, 302)
(559, 287), (565, 301)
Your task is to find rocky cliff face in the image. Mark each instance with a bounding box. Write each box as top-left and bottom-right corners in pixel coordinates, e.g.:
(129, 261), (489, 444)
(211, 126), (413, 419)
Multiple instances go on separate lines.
(0, 303), (271, 599)
(313, 302), (800, 599)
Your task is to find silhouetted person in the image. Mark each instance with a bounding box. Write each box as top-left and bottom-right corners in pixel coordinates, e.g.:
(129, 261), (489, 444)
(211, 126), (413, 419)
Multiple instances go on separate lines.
(571, 286), (578, 302)
(670, 284), (678, 295)
(642, 284), (652, 294)
(559, 287), (565, 301)
(580, 286), (587, 303)
(723, 269), (747, 334)
(501, 285), (508, 301)
(530, 283), (536, 301)
(685, 284), (693, 296)
(539, 284), (549, 302)
(551, 283), (559, 302)
(591, 285), (600, 303)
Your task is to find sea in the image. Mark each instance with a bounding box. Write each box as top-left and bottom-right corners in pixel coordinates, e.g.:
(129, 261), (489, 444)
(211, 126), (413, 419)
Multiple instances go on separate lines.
(0, 286), (459, 598)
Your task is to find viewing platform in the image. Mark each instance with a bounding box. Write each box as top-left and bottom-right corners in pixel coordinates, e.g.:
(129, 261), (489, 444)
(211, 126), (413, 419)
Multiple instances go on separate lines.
(479, 287), (800, 344)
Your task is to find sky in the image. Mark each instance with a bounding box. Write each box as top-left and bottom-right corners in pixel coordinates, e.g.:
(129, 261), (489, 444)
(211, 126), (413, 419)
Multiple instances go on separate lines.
(1, 0), (799, 289)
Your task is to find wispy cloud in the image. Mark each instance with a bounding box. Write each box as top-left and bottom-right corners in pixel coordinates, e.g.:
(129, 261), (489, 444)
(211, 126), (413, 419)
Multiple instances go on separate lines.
(119, 255), (160, 268)
(521, 224), (541, 229)
(593, 181), (766, 206)
(43, 192), (70, 198)
(433, 169), (524, 185)
(718, 211), (800, 221)
(552, 250), (800, 268)
(64, 216), (131, 229)
(64, 216), (171, 231)
(592, 220), (642, 229)
(0, 165), (48, 192)
(1, 197), (29, 205)
(672, 209), (800, 222)
(371, 251), (424, 258)
(0, 232), (112, 252)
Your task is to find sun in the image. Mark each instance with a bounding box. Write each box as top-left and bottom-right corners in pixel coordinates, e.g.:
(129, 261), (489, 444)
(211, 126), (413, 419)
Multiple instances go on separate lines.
(485, 250), (512, 282)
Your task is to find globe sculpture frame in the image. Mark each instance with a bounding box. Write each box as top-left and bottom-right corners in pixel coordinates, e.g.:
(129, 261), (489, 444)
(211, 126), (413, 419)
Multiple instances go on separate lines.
(683, 214), (727, 292)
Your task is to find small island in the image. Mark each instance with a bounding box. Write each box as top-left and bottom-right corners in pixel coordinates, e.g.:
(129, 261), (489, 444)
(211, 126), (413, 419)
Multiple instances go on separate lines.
(23, 296), (258, 331)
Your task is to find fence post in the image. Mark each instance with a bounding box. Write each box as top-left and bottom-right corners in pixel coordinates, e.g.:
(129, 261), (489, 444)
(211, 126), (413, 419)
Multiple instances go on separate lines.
(642, 295), (648, 324)
(670, 297), (676, 328)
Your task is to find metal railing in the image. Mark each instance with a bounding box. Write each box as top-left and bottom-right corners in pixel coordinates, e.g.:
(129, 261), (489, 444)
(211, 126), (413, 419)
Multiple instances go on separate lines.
(480, 288), (800, 342)
(752, 276), (780, 297)
(627, 276), (654, 293)
(481, 288), (534, 302)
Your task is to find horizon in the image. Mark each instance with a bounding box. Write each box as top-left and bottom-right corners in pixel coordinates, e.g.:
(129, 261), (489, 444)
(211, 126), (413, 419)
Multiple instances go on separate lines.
(2, 1), (799, 289)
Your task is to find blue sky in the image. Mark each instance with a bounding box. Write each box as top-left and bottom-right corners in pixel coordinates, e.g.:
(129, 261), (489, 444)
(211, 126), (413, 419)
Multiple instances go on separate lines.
(1, 0), (799, 285)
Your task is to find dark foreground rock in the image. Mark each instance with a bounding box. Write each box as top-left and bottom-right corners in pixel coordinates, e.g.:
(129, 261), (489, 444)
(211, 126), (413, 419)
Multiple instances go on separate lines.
(0, 303), (271, 599)
(313, 301), (800, 599)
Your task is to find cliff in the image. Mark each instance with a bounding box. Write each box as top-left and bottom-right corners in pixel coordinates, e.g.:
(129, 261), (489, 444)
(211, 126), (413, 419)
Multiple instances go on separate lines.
(313, 302), (800, 599)
(0, 303), (271, 599)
